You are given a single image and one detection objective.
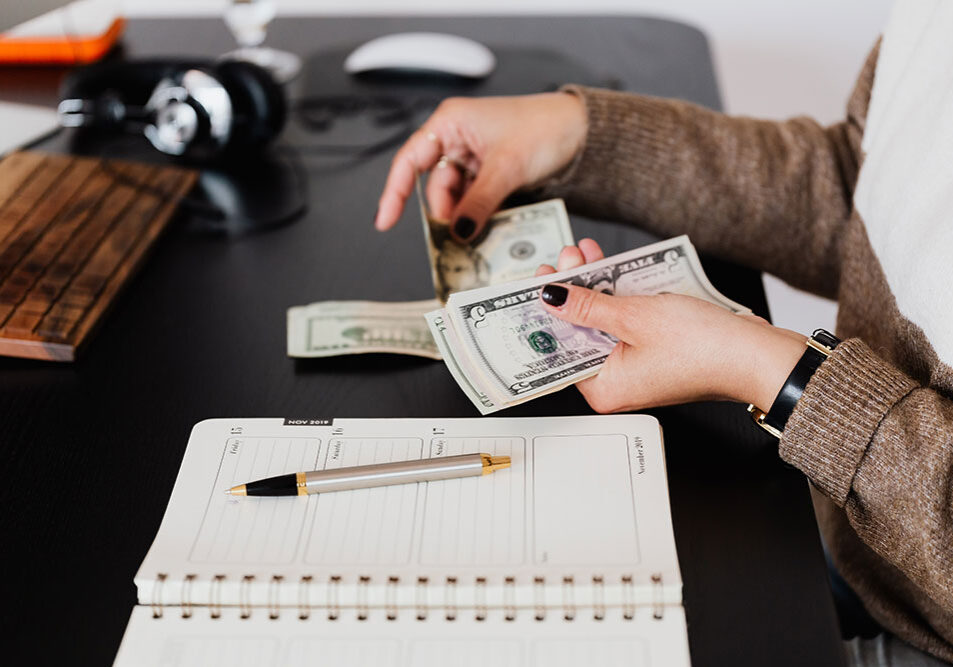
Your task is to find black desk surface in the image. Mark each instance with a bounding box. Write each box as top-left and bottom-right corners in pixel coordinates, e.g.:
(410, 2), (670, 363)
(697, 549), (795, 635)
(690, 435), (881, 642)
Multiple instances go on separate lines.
(0, 15), (844, 667)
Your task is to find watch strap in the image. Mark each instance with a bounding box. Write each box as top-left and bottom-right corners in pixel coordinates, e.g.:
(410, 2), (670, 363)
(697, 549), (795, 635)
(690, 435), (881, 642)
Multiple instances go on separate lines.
(761, 345), (827, 434)
(748, 329), (840, 438)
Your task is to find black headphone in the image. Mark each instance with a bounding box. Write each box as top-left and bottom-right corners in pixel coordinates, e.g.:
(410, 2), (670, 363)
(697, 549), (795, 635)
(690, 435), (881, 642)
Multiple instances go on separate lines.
(58, 59), (287, 161)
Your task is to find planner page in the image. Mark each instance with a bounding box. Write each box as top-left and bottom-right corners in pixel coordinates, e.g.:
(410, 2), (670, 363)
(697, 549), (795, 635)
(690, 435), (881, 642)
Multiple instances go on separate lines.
(114, 604), (691, 667)
(135, 416), (682, 612)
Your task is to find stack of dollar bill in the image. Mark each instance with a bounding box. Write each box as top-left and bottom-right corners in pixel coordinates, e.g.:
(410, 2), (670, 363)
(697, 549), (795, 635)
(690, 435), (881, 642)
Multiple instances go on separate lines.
(287, 187), (750, 413)
(424, 235), (750, 414)
(287, 195), (575, 359)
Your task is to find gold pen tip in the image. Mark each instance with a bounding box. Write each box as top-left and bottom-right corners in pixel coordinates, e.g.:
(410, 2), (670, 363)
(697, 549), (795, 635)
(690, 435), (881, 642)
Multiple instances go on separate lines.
(482, 454), (511, 474)
(226, 485), (247, 496)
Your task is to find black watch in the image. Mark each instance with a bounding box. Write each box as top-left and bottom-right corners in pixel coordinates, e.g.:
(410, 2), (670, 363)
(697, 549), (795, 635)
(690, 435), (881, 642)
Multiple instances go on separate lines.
(747, 328), (840, 438)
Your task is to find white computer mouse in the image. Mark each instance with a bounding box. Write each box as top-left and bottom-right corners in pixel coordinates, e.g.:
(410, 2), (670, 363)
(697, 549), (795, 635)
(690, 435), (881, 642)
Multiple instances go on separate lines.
(344, 32), (496, 79)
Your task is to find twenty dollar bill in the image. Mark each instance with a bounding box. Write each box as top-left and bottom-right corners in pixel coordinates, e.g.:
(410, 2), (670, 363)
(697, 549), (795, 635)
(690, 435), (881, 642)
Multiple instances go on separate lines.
(420, 190), (574, 303)
(425, 235), (750, 414)
(288, 299), (443, 359)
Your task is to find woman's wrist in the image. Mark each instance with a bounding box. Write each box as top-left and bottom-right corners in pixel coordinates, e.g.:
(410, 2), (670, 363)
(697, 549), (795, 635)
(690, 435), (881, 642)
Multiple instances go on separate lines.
(536, 90), (588, 180)
(730, 319), (807, 411)
(555, 90), (587, 159)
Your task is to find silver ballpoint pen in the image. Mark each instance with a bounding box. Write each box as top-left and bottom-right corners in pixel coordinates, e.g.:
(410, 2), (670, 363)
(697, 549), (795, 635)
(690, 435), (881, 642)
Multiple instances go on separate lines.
(226, 452), (511, 497)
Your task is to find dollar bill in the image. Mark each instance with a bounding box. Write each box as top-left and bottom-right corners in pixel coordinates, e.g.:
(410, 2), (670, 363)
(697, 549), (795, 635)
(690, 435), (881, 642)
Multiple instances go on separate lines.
(417, 178), (574, 303)
(426, 235), (751, 414)
(288, 186), (576, 360)
(425, 309), (500, 411)
(288, 299), (443, 359)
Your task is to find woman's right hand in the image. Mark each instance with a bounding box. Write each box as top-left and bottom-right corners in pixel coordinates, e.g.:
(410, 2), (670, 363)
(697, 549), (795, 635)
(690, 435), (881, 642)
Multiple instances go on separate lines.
(373, 92), (587, 243)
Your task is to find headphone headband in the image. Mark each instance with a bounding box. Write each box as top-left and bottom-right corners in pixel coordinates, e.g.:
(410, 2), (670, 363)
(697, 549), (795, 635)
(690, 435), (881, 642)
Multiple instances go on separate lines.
(60, 59), (217, 103)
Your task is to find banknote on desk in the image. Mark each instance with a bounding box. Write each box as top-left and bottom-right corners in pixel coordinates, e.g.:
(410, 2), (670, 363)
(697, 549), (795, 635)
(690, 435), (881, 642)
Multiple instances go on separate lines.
(287, 299), (443, 359)
(425, 235), (751, 414)
(287, 194), (574, 359)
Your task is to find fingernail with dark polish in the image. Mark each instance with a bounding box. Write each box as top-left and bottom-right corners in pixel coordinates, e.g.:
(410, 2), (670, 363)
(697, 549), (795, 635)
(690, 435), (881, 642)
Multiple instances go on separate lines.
(454, 216), (476, 240)
(541, 284), (568, 307)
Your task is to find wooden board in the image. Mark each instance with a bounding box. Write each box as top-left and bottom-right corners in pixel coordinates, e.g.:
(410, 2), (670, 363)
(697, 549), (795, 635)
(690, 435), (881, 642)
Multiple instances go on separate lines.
(0, 151), (196, 361)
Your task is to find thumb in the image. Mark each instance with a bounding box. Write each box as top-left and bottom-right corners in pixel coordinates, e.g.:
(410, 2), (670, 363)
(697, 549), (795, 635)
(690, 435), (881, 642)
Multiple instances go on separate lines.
(450, 152), (522, 243)
(539, 283), (631, 339)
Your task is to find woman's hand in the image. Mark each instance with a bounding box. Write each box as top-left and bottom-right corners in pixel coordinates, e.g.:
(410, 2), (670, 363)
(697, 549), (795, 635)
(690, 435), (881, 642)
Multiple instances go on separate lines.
(374, 93), (587, 243)
(536, 241), (807, 413)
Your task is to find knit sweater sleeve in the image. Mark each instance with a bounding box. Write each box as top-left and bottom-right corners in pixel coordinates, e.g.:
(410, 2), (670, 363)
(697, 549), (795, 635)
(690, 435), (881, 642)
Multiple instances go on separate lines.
(545, 44), (879, 300)
(781, 338), (953, 614)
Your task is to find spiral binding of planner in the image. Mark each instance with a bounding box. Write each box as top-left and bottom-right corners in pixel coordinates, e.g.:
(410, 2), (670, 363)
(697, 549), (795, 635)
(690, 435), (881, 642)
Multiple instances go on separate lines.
(147, 571), (666, 622)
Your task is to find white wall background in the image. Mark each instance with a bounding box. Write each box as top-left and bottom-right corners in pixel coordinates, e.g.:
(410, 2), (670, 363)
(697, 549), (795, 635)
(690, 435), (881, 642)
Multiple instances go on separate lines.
(122, 0), (896, 333)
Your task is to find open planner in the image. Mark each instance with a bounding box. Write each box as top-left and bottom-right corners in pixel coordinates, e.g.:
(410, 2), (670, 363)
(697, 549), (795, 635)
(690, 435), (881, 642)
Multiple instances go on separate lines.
(114, 416), (691, 666)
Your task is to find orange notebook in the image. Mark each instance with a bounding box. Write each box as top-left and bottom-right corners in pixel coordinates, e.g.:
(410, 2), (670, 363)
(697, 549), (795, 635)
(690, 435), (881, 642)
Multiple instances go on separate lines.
(0, 10), (124, 65)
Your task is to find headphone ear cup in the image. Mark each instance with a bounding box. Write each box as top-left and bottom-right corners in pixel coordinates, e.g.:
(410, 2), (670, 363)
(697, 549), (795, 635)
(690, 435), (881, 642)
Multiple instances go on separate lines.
(212, 61), (287, 151)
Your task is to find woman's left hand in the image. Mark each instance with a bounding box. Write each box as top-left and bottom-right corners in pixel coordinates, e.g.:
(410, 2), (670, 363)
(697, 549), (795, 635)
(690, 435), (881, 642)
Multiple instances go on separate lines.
(536, 239), (806, 413)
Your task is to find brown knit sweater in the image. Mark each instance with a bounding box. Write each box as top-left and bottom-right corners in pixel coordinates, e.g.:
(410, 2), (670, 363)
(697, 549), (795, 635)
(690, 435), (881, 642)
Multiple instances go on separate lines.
(550, 44), (953, 661)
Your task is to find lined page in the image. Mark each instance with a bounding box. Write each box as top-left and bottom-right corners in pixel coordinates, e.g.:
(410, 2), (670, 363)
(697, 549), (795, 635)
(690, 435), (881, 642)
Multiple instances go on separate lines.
(114, 606), (689, 667)
(190, 436), (322, 564)
(409, 639), (523, 666)
(304, 437), (422, 565)
(285, 638), (400, 665)
(532, 639), (650, 667)
(418, 436), (526, 565)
